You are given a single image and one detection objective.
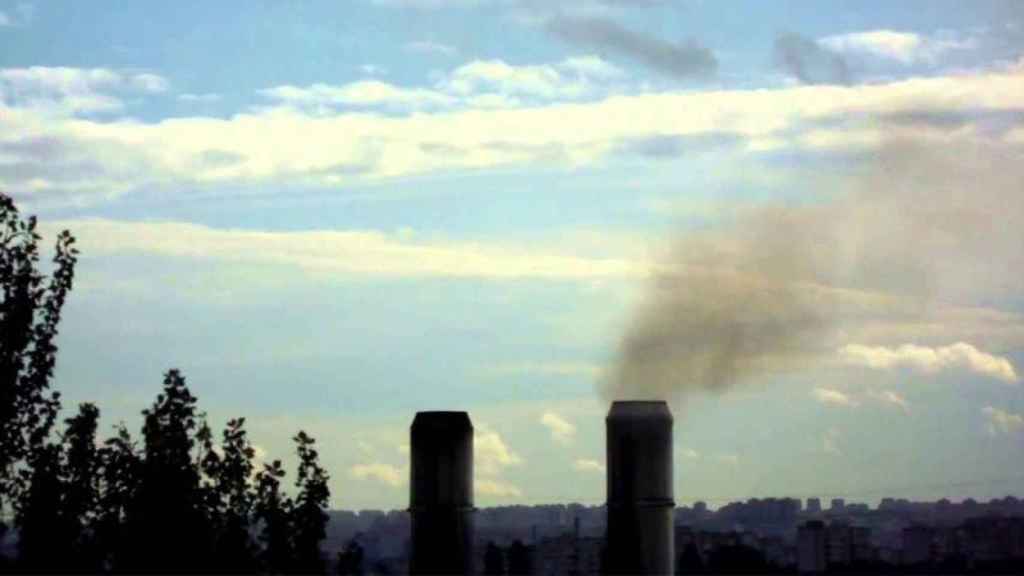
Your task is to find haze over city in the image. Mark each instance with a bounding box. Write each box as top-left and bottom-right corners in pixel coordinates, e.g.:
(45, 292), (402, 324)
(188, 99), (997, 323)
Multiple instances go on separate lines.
(2, 0), (1023, 519)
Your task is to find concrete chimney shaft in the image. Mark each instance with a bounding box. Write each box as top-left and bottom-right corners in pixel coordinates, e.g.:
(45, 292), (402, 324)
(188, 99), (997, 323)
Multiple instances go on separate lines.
(606, 400), (675, 575)
(410, 411), (474, 575)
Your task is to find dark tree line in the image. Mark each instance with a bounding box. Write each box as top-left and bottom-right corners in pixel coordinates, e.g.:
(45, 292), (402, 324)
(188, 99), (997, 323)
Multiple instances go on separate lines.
(0, 193), (332, 573)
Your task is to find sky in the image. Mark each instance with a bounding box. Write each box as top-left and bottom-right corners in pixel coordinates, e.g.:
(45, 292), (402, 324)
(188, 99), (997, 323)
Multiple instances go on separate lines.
(2, 0), (1023, 510)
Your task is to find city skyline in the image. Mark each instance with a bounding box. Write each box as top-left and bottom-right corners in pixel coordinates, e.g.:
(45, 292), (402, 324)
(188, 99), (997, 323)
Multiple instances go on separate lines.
(1, 0), (1023, 512)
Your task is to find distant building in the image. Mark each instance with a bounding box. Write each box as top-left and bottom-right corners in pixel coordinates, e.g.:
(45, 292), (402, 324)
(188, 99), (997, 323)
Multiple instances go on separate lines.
(830, 498), (845, 513)
(902, 525), (934, 565)
(850, 526), (873, 563)
(826, 521), (851, 566)
(798, 521), (826, 573)
(805, 498), (822, 515)
(693, 501), (708, 516)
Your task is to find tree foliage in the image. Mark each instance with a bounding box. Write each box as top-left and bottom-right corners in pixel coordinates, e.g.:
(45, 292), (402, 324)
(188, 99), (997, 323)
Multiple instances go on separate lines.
(0, 193), (333, 573)
(0, 193), (77, 538)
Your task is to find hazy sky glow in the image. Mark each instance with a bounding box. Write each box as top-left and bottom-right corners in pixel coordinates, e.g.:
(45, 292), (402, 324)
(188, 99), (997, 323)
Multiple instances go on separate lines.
(2, 0), (1023, 510)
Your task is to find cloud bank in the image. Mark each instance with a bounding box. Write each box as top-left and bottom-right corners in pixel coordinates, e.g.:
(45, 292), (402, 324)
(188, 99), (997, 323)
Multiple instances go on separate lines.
(839, 342), (1018, 383)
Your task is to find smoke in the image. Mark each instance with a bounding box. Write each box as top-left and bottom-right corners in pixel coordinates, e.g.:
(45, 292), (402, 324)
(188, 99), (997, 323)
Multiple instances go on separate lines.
(546, 16), (717, 79)
(774, 32), (851, 85)
(604, 133), (1024, 404)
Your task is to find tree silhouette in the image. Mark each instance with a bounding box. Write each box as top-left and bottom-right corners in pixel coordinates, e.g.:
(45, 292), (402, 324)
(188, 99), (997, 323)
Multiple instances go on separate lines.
(95, 423), (141, 571)
(255, 458), (293, 573)
(0, 192), (77, 554)
(507, 540), (532, 575)
(1, 194), (333, 573)
(123, 369), (212, 572)
(59, 403), (103, 570)
(211, 417), (259, 573)
(292, 430), (331, 573)
(14, 441), (63, 571)
(336, 538), (365, 575)
(484, 541), (505, 575)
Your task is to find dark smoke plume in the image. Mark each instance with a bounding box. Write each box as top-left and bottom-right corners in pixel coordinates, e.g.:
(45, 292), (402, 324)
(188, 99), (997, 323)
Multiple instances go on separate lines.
(774, 32), (851, 85)
(604, 135), (1024, 405)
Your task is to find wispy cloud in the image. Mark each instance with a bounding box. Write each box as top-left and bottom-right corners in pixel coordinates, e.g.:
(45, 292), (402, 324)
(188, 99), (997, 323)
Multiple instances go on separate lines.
(679, 447), (700, 460)
(540, 412), (576, 445)
(5, 63), (1023, 202)
(477, 478), (523, 497)
(823, 428), (842, 454)
(820, 29), (976, 65)
(573, 458), (605, 473)
(839, 342), (1018, 383)
(39, 220), (645, 281)
(0, 67), (168, 114)
(716, 454), (740, 466)
(475, 424), (524, 499)
(812, 387), (860, 408)
(262, 55), (624, 113)
(350, 462), (405, 487)
(178, 92), (220, 102)
(868, 389), (910, 413)
(982, 406), (1024, 436)
(404, 40), (458, 57)
(0, 3), (33, 27)
(485, 361), (604, 379)
(475, 424), (523, 476)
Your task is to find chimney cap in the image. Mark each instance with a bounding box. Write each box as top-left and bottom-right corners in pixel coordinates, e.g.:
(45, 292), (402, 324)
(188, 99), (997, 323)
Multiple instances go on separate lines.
(411, 411), (472, 430)
(607, 400), (672, 420)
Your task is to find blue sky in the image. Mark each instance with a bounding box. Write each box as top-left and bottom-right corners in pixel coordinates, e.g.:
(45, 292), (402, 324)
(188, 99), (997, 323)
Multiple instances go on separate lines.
(2, 0), (1023, 509)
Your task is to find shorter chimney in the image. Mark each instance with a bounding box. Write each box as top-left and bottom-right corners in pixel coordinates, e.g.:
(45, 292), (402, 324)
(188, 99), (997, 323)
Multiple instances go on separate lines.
(409, 411), (474, 575)
(606, 400), (674, 575)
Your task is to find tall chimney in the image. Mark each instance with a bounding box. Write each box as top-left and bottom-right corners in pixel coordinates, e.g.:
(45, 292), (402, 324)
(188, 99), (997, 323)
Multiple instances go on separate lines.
(606, 400), (674, 575)
(409, 411), (474, 575)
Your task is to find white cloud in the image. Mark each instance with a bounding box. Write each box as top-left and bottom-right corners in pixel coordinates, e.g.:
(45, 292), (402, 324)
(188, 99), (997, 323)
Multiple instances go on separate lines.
(560, 55), (623, 79)
(473, 424), (523, 500)
(573, 458), (605, 473)
(260, 80), (456, 111)
(679, 447), (700, 460)
(0, 67), (168, 114)
(475, 425), (523, 476)
(812, 387), (860, 408)
(262, 55), (622, 114)
(823, 428), (841, 455)
(868, 389), (910, 413)
(540, 412), (576, 445)
(178, 92), (220, 103)
(360, 64), (387, 76)
(819, 29), (976, 64)
(839, 342), (1019, 383)
(404, 40), (458, 57)
(4, 63), (1023, 201)
(982, 406), (1024, 435)
(716, 454), (739, 466)
(0, 3), (32, 27)
(350, 462), (405, 487)
(38, 219), (645, 281)
(131, 73), (169, 93)
(486, 361), (604, 379)
(373, 0), (484, 7)
(476, 478), (523, 497)
(440, 58), (598, 100)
